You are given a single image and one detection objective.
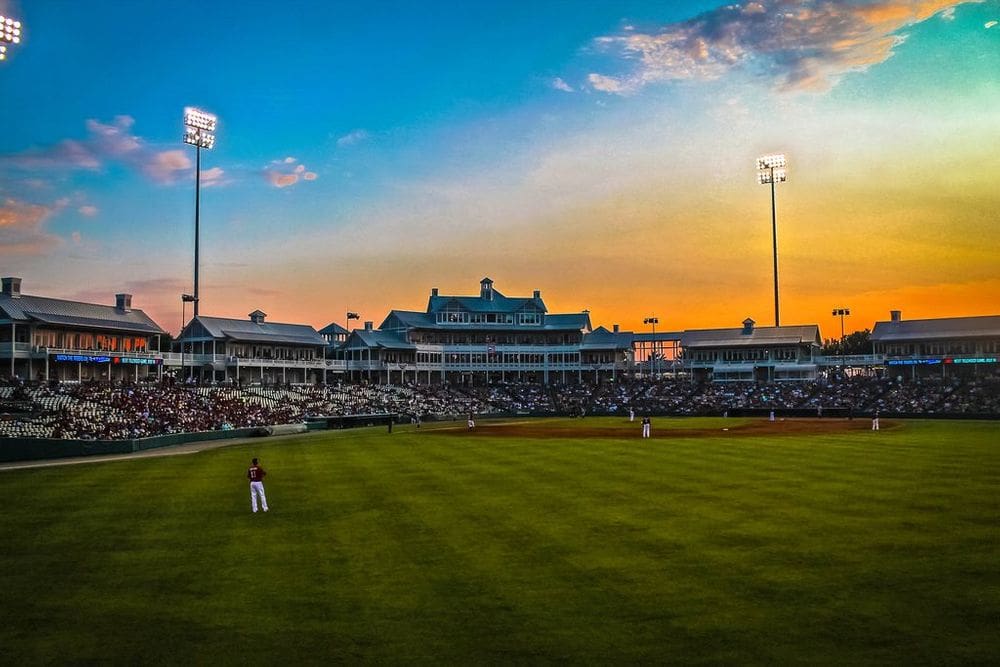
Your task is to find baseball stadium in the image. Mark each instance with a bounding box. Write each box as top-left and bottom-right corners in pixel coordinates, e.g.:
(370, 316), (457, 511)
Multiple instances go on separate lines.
(3, 1), (1000, 664)
(1, 274), (998, 663)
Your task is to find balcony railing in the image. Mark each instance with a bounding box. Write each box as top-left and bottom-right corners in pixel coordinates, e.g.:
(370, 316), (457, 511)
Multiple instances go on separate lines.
(814, 354), (886, 366)
(172, 353), (334, 369)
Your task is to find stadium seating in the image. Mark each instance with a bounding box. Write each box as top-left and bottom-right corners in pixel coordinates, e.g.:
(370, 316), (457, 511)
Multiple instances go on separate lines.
(0, 373), (997, 440)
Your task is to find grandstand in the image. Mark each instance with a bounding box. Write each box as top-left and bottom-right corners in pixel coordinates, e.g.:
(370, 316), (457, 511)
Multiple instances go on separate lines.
(1, 374), (997, 443)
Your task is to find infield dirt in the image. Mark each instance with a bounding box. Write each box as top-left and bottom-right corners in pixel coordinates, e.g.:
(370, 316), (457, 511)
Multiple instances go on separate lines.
(441, 417), (895, 440)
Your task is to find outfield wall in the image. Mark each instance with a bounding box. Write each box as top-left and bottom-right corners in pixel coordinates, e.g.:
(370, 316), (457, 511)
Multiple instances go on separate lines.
(0, 427), (268, 463)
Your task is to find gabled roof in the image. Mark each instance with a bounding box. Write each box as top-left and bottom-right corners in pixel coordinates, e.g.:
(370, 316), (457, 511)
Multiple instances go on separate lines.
(193, 316), (325, 346)
(0, 293), (166, 335)
(871, 315), (1000, 342)
(542, 313), (591, 331)
(379, 310), (435, 330)
(581, 326), (633, 349)
(318, 322), (349, 336)
(681, 324), (821, 348)
(343, 329), (415, 351)
(427, 289), (547, 315)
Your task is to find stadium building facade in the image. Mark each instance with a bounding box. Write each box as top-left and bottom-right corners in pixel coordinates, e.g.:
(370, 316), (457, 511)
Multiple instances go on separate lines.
(177, 310), (329, 385)
(334, 278), (634, 385)
(872, 311), (1000, 379)
(681, 318), (823, 382)
(0, 277), (168, 382)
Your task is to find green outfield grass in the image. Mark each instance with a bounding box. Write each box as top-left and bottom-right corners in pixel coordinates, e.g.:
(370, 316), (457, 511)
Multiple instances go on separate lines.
(1, 418), (998, 664)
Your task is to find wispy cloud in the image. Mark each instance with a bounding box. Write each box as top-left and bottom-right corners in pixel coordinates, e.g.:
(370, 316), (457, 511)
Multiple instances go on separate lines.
(78, 205), (98, 217)
(0, 115), (217, 185)
(551, 77), (574, 93)
(0, 198), (63, 255)
(587, 1), (978, 94)
(336, 129), (370, 147)
(263, 157), (318, 188)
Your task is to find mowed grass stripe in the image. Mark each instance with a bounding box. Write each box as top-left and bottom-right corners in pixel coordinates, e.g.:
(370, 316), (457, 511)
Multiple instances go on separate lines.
(0, 419), (997, 663)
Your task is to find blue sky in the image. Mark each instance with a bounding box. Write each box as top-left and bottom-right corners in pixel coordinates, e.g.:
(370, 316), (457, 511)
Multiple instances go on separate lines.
(1, 0), (998, 336)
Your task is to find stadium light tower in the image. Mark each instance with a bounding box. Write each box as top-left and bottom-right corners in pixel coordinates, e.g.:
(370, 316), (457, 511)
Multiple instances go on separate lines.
(643, 316), (659, 377)
(757, 153), (787, 327)
(0, 14), (24, 61)
(183, 107), (217, 318)
(832, 307), (851, 342)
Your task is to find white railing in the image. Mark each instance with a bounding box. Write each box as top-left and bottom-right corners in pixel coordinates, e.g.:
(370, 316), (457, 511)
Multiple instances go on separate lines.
(815, 354), (886, 366)
(169, 353), (331, 369)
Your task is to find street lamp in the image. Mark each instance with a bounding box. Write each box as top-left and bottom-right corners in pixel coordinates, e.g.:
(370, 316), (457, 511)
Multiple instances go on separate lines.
(0, 14), (23, 61)
(183, 107), (217, 318)
(757, 153), (787, 327)
(643, 317), (659, 377)
(181, 294), (197, 383)
(832, 307), (851, 343)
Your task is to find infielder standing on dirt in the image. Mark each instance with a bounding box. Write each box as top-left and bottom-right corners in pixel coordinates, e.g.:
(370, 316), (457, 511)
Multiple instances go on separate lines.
(247, 457), (269, 513)
(641, 416), (651, 438)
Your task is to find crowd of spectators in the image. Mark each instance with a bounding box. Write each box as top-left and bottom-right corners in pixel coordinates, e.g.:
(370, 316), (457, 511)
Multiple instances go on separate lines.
(0, 371), (997, 440)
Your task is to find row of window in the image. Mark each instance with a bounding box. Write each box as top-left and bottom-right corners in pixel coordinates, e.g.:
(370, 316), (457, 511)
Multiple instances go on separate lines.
(691, 347), (802, 362)
(409, 333), (581, 345)
(880, 341), (1000, 356)
(30, 331), (150, 353)
(435, 311), (542, 326)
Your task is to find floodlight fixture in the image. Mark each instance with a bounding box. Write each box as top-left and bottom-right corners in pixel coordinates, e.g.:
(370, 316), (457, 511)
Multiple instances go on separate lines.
(757, 168), (786, 184)
(756, 154), (786, 170)
(184, 128), (215, 149)
(1, 15), (23, 60)
(0, 17), (21, 44)
(184, 107), (217, 132)
(757, 152), (789, 327)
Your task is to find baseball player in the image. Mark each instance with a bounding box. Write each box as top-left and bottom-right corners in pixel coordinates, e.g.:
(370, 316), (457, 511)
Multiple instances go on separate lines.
(247, 457), (269, 513)
(641, 416), (651, 438)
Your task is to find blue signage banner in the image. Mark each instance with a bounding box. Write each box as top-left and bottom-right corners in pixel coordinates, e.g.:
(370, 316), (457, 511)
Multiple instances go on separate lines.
(54, 354), (112, 363)
(887, 358), (941, 366)
(53, 354), (162, 365)
(888, 357), (997, 366)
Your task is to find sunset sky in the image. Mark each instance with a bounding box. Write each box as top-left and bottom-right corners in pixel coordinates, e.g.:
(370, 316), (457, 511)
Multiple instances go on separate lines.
(1, 0), (998, 340)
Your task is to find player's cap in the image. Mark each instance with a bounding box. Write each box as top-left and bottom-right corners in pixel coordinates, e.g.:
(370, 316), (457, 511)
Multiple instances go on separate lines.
(252, 457), (258, 464)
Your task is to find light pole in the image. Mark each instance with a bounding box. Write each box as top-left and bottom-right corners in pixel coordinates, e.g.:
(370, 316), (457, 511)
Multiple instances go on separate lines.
(757, 154), (787, 327)
(0, 14), (23, 62)
(832, 307), (851, 346)
(643, 317), (659, 377)
(180, 294), (197, 383)
(346, 311), (360, 382)
(183, 107), (217, 318)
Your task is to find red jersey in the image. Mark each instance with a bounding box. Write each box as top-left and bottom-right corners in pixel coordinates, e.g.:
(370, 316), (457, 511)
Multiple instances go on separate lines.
(247, 465), (266, 482)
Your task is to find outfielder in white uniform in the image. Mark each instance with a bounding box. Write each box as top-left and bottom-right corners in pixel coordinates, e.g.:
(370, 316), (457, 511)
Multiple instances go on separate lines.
(641, 416), (651, 438)
(247, 458), (269, 513)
